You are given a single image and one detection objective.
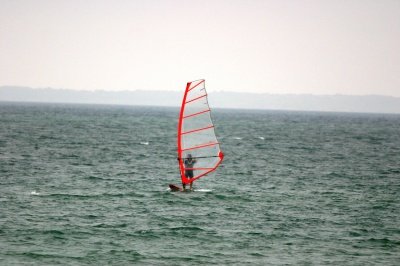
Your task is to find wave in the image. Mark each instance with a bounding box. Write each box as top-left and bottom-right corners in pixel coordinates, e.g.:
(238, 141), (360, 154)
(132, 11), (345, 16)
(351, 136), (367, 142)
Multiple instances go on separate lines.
(367, 237), (400, 247)
(169, 226), (205, 232)
(39, 192), (139, 199)
(93, 223), (128, 229)
(15, 252), (83, 259)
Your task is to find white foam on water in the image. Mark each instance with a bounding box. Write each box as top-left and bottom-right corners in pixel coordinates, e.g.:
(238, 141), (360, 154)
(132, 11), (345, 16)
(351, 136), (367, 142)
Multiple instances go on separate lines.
(140, 142), (149, 145)
(30, 191), (40, 196)
(195, 189), (212, 192)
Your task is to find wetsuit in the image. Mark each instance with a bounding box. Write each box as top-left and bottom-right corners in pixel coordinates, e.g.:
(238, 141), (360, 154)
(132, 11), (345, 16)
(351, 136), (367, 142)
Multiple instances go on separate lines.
(184, 158), (196, 179)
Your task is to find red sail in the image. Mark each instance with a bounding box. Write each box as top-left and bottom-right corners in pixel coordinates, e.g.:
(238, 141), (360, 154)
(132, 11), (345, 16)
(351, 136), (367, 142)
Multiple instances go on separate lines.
(177, 79), (224, 185)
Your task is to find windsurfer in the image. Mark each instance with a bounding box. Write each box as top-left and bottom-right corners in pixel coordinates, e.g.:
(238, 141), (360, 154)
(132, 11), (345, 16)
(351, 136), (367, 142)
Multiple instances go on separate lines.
(183, 154), (197, 191)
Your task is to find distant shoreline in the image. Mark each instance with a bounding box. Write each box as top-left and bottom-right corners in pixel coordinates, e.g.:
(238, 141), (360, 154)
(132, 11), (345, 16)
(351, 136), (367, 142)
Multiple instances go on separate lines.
(1, 86), (400, 114)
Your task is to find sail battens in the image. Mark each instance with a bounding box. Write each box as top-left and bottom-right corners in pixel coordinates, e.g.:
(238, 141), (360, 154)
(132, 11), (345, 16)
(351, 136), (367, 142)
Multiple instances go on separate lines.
(183, 109), (211, 119)
(182, 142), (219, 151)
(181, 125), (214, 135)
(188, 79), (205, 92)
(185, 167), (214, 171)
(185, 94), (207, 104)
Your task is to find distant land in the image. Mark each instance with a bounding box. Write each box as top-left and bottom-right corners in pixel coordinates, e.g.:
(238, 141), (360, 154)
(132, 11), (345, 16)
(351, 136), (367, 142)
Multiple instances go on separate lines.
(1, 86), (400, 114)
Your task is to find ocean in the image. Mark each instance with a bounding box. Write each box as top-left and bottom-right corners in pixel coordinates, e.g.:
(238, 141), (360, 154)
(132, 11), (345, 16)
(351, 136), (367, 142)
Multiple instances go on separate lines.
(0, 102), (399, 265)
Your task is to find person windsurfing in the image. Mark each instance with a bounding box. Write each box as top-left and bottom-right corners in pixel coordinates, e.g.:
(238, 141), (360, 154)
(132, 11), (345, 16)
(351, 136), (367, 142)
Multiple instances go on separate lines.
(183, 154), (197, 191)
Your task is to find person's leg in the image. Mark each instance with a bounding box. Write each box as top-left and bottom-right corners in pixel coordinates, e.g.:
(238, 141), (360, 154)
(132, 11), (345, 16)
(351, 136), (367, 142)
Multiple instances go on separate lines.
(189, 171), (193, 190)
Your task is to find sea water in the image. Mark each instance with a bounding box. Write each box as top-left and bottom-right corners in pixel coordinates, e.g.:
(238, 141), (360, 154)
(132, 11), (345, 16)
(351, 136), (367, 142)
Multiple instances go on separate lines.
(0, 102), (399, 265)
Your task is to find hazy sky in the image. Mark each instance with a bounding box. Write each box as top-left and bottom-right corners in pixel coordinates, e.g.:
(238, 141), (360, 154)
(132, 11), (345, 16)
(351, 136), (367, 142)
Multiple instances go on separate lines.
(1, 0), (399, 96)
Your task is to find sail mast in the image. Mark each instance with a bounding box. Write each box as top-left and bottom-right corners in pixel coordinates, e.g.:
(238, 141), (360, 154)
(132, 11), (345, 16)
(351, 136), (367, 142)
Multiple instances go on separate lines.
(177, 82), (191, 184)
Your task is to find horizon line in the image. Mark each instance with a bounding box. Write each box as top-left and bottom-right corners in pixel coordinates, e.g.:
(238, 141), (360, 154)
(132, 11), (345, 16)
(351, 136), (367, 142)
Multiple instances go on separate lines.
(1, 85), (399, 99)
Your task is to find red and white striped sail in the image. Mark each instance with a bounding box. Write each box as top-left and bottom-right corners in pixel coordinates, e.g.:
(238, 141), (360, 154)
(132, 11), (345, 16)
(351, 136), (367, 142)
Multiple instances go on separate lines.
(177, 79), (224, 185)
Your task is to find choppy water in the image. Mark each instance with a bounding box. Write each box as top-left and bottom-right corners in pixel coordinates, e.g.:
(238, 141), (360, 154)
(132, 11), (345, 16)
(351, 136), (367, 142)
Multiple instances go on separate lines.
(1, 102), (399, 265)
